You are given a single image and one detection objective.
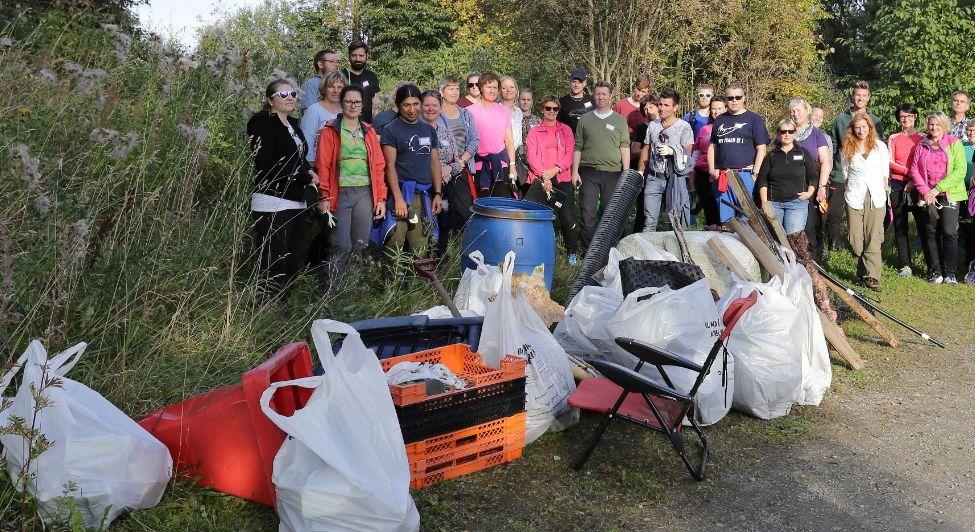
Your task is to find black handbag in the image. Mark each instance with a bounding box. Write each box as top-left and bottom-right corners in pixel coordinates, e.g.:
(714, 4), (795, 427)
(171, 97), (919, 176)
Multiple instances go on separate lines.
(618, 258), (705, 297)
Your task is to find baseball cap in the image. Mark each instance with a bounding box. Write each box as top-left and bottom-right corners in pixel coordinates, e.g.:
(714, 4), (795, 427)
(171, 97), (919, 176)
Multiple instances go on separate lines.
(570, 68), (587, 81)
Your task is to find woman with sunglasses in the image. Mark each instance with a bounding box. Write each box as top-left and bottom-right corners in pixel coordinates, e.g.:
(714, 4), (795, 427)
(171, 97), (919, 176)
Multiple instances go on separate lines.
(909, 111), (968, 285)
(314, 85), (387, 282)
(299, 70), (345, 164)
(246, 79), (319, 297)
(525, 95), (580, 265)
(841, 113), (889, 291)
(756, 118), (817, 236)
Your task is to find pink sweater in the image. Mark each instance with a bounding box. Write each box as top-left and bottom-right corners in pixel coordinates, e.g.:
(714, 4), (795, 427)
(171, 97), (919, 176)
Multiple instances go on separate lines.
(525, 122), (575, 183)
(887, 131), (923, 182)
(693, 123), (713, 171)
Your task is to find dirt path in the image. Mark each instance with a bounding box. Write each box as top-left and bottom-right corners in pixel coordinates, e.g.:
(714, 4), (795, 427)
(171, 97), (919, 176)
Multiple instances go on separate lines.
(647, 337), (975, 532)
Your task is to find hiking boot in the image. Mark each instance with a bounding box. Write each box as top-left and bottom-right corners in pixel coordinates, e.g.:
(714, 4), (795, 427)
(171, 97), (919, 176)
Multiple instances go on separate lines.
(567, 253), (579, 266)
(863, 278), (882, 292)
(898, 266), (912, 277)
(929, 274), (944, 284)
(944, 275), (958, 285)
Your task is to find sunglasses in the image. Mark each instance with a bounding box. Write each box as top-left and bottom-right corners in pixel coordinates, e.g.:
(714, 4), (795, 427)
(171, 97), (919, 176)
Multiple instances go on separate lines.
(273, 90), (298, 99)
(778, 129), (796, 134)
(698, 93), (713, 98)
(543, 105), (560, 111)
(727, 95), (744, 101)
(467, 83), (478, 88)
(343, 100), (363, 106)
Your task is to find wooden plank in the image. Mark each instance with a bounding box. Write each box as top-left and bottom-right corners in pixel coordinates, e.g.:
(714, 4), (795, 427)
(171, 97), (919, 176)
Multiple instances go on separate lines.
(726, 170), (779, 253)
(760, 201), (790, 247)
(669, 211), (694, 264)
(728, 217), (866, 370)
(707, 236), (751, 280)
(819, 273), (901, 348)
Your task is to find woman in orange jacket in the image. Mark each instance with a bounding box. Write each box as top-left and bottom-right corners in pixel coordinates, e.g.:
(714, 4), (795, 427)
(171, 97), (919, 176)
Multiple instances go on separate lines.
(315, 85), (387, 278)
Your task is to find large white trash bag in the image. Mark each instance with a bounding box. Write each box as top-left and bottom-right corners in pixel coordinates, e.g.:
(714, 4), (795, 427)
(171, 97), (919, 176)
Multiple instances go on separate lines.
(0, 340), (172, 527)
(553, 285), (626, 363)
(780, 257), (831, 406)
(718, 278), (803, 420)
(605, 279), (732, 426)
(453, 250), (503, 315)
(261, 320), (419, 532)
(479, 252), (578, 444)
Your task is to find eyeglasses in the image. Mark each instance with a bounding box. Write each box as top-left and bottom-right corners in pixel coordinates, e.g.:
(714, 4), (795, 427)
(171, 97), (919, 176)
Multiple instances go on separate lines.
(778, 129), (796, 135)
(698, 93), (713, 98)
(324, 59), (339, 64)
(727, 95), (744, 101)
(467, 83), (478, 88)
(273, 91), (298, 99)
(343, 100), (363, 106)
(543, 105), (560, 112)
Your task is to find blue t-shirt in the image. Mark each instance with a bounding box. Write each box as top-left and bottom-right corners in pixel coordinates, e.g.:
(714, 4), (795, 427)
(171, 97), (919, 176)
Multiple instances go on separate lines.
(380, 118), (440, 185)
(682, 109), (710, 139)
(709, 110), (771, 170)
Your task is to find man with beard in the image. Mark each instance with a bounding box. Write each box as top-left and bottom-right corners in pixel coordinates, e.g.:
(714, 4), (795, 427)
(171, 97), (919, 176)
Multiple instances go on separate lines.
(341, 40), (381, 122)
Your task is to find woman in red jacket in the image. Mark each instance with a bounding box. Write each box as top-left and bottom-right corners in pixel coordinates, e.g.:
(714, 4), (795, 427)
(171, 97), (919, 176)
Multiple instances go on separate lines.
(525, 95), (579, 264)
(315, 85), (388, 279)
(886, 103), (925, 277)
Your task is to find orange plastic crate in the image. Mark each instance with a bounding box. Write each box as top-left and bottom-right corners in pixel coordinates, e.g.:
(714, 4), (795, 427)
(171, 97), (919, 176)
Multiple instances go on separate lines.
(380, 344), (526, 406)
(405, 412), (526, 462)
(409, 437), (523, 489)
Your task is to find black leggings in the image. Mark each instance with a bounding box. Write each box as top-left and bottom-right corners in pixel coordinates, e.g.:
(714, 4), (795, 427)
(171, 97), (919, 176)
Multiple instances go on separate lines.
(525, 179), (580, 253)
(692, 169), (720, 226)
(253, 209), (308, 293)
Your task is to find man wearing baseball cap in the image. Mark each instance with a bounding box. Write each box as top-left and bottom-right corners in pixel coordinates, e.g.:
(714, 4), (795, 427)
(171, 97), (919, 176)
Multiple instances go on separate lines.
(558, 68), (594, 131)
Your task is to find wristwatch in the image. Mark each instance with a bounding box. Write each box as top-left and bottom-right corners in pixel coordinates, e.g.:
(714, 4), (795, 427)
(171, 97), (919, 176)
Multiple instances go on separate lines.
(432, 191), (442, 197)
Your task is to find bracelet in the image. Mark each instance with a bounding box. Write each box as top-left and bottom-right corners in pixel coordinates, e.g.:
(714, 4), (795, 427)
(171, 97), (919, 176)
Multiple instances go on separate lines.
(432, 191), (442, 197)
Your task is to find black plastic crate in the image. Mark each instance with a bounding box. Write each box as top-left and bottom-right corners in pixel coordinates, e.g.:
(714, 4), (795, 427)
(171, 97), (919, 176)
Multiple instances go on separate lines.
(398, 377), (527, 443)
(328, 315), (484, 361)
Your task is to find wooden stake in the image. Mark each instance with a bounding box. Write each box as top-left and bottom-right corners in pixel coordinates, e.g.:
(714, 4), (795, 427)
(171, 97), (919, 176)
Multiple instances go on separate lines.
(669, 211), (694, 264)
(726, 170), (779, 252)
(726, 218), (866, 370)
(707, 236), (751, 280)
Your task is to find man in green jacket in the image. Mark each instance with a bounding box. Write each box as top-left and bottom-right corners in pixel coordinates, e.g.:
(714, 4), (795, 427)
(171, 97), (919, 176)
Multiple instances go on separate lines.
(820, 80), (885, 256)
(572, 80), (630, 249)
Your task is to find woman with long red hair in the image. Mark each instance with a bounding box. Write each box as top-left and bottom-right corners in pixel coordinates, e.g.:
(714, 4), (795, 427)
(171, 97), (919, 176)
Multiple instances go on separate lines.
(840, 112), (890, 292)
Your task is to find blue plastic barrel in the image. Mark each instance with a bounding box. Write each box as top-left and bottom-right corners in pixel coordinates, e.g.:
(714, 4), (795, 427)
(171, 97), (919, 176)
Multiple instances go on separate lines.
(461, 198), (557, 289)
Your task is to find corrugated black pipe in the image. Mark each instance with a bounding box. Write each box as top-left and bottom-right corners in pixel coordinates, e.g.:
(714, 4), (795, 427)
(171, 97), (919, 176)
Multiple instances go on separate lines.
(565, 169), (645, 305)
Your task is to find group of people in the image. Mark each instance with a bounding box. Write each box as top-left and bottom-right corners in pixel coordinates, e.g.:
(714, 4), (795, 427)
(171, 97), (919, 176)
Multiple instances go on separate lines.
(246, 41), (975, 296)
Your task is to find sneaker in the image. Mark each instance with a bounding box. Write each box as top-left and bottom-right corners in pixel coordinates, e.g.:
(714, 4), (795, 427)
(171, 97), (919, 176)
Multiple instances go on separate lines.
(930, 274), (944, 284)
(898, 266), (912, 277)
(944, 275), (958, 285)
(567, 253), (579, 266)
(965, 261), (975, 285)
(863, 278), (882, 292)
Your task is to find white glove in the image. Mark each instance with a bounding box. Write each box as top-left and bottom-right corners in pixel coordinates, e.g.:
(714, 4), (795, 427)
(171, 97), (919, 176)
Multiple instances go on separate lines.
(656, 144), (675, 157)
(324, 210), (337, 228)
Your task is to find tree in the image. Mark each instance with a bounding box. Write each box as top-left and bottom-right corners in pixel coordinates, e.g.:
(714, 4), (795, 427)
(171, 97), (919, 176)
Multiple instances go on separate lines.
(851, 0), (975, 124)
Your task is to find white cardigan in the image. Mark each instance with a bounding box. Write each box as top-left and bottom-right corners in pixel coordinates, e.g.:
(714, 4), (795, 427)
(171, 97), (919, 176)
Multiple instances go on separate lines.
(841, 142), (889, 209)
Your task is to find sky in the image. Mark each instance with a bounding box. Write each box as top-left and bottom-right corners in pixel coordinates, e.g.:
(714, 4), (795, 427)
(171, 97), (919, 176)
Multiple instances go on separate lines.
(134, 0), (263, 48)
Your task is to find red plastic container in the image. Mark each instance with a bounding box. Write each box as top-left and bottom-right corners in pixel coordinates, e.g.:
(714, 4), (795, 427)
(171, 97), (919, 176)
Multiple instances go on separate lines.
(138, 342), (313, 506)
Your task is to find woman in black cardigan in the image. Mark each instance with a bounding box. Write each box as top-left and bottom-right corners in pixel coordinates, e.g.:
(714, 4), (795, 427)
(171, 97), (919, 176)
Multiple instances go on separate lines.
(246, 79), (319, 296)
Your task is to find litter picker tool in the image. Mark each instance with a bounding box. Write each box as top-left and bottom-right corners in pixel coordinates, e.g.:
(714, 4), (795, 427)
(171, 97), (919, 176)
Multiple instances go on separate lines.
(812, 263), (946, 349)
(414, 259), (463, 318)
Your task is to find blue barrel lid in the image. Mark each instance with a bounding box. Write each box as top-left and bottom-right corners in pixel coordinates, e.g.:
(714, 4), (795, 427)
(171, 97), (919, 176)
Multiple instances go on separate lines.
(471, 198), (555, 221)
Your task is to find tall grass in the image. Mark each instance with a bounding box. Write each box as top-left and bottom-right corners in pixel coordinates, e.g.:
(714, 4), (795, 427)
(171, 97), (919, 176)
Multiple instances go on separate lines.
(0, 12), (457, 527)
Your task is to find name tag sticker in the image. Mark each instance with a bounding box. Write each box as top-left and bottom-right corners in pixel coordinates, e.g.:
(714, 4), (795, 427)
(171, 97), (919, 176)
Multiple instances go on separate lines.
(793, 155), (803, 161)
(605, 124), (615, 131)
(418, 137), (431, 146)
(362, 80), (370, 88)
(583, 101), (592, 108)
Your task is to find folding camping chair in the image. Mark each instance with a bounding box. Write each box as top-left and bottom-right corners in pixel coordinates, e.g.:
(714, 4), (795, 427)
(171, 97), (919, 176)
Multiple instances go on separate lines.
(568, 291), (758, 481)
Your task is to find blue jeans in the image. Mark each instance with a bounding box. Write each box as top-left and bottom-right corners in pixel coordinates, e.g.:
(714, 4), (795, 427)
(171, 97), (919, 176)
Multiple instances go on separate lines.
(642, 176), (668, 232)
(715, 170), (754, 223)
(770, 198), (809, 235)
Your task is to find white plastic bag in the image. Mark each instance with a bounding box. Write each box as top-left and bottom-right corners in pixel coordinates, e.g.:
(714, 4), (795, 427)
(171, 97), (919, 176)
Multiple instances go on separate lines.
(453, 250), (503, 315)
(262, 320), (419, 532)
(605, 279), (732, 426)
(718, 278), (803, 420)
(553, 285), (627, 364)
(0, 340), (172, 527)
(385, 361), (468, 390)
(780, 258), (831, 406)
(479, 252), (578, 444)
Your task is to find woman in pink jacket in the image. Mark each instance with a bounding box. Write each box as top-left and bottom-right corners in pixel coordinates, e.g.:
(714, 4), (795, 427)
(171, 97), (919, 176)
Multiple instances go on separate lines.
(525, 95), (579, 264)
